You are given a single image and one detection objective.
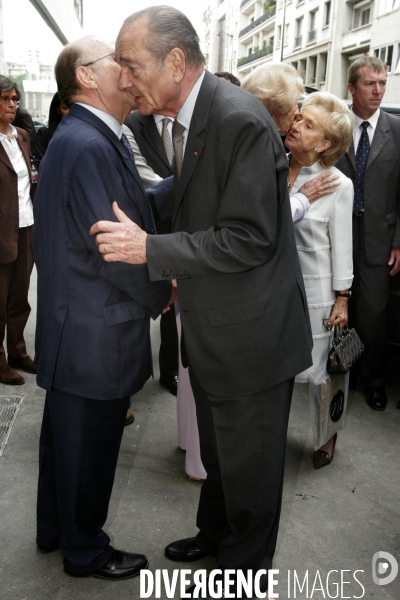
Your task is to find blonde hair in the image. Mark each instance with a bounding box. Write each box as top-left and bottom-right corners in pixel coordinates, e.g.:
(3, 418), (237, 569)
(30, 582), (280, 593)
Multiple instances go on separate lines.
(242, 63), (304, 115)
(302, 92), (355, 167)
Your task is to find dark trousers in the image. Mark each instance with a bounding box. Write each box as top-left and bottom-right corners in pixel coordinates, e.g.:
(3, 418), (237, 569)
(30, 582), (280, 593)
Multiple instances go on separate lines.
(159, 303), (179, 378)
(189, 367), (294, 578)
(0, 225), (34, 368)
(351, 215), (391, 388)
(37, 389), (130, 574)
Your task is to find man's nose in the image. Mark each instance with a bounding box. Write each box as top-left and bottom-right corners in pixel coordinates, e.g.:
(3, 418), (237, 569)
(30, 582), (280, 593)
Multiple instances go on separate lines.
(118, 68), (132, 91)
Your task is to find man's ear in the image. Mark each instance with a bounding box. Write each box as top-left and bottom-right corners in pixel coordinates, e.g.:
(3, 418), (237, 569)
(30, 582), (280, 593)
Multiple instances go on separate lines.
(76, 66), (98, 91)
(169, 48), (186, 83)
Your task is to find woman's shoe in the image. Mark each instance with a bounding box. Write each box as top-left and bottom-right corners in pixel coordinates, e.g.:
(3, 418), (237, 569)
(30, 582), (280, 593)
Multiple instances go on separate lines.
(313, 433), (337, 469)
(188, 476), (202, 482)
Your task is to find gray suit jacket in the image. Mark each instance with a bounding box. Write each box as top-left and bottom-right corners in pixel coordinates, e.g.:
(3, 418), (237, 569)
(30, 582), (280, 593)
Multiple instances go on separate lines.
(146, 71), (312, 398)
(336, 110), (400, 265)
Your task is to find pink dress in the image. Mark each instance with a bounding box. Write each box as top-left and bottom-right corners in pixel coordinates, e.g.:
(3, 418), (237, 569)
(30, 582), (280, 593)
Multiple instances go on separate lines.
(175, 301), (207, 480)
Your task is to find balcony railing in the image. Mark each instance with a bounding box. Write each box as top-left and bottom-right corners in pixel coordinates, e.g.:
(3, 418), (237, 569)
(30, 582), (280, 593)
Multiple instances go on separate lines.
(239, 7), (276, 38)
(294, 35), (303, 48)
(237, 44), (274, 66)
(308, 29), (317, 42)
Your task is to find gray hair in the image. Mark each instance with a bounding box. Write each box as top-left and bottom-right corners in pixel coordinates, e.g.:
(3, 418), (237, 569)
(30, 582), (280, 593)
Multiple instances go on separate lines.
(123, 6), (205, 68)
(0, 75), (20, 99)
(242, 63), (304, 115)
(348, 55), (387, 86)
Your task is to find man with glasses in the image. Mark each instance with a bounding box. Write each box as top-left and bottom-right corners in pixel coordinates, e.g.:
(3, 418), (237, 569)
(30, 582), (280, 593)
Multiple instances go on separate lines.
(0, 76), (37, 386)
(33, 37), (173, 580)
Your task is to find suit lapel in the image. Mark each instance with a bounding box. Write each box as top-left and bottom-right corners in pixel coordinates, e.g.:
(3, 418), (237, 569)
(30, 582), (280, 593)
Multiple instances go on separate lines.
(141, 115), (171, 171)
(172, 71), (218, 224)
(0, 142), (14, 172)
(348, 140), (356, 171)
(366, 111), (390, 170)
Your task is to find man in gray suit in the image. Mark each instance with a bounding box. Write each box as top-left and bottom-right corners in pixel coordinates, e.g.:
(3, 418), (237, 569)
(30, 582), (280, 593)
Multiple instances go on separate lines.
(336, 56), (400, 411)
(91, 6), (312, 595)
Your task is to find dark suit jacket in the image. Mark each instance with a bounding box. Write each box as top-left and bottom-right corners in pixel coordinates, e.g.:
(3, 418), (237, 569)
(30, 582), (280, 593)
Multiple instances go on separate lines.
(34, 104), (171, 400)
(0, 127), (33, 264)
(336, 110), (400, 265)
(146, 71), (313, 397)
(124, 112), (173, 233)
(124, 112), (173, 180)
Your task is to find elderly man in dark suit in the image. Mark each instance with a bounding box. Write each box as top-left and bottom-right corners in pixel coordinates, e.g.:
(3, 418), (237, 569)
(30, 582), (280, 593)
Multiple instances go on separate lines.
(91, 7), (312, 596)
(0, 76), (36, 386)
(34, 36), (173, 580)
(336, 56), (400, 411)
(124, 110), (179, 396)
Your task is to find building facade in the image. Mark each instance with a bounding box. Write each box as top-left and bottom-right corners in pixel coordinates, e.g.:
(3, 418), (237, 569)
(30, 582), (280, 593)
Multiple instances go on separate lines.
(202, 0), (400, 100)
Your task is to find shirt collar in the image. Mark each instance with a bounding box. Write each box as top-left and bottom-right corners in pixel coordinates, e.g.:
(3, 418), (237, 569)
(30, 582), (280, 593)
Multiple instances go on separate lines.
(352, 107), (380, 131)
(0, 124), (18, 142)
(176, 70), (205, 131)
(75, 102), (123, 139)
(153, 114), (174, 126)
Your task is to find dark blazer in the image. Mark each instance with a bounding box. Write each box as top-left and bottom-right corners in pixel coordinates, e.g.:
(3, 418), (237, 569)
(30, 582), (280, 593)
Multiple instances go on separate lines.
(336, 110), (400, 264)
(34, 104), (171, 400)
(146, 71), (313, 397)
(0, 127), (32, 263)
(124, 112), (173, 180)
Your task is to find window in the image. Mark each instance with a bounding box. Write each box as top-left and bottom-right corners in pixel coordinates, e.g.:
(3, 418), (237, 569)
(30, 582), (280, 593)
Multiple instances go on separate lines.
(378, 0), (400, 15)
(248, 47), (253, 56)
(352, 2), (371, 28)
(324, 1), (331, 25)
(295, 17), (303, 47)
(308, 10), (318, 41)
(374, 45), (395, 71)
(74, 0), (83, 25)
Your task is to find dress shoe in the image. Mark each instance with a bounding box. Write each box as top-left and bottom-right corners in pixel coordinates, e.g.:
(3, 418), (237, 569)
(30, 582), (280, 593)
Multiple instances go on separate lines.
(125, 411), (135, 426)
(65, 549), (148, 580)
(159, 374), (178, 396)
(365, 386), (387, 411)
(313, 433), (337, 469)
(165, 537), (207, 562)
(37, 542), (59, 553)
(0, 365), (25, 385)
(8, 355), (37, 374)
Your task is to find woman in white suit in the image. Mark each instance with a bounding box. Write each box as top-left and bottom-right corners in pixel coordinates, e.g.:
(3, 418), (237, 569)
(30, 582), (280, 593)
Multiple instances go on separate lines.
(285, 92), (355, 468)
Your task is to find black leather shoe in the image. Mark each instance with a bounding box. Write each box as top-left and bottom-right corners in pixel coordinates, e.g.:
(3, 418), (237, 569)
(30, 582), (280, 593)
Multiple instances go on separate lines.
(65, 549), (148, 580)
(165, 537), (207, 562)
(37, 542), (59, 553)
(366, 386), (387, 411)
(159, 375), (178, 396)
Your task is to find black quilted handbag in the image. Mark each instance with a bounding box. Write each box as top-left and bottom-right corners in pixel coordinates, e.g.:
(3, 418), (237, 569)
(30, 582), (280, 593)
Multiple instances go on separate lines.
(327, 325), (364, 375)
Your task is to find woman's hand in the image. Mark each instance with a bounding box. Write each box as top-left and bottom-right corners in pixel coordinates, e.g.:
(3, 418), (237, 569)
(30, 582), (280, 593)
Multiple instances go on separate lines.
(328, 296), (349, 329)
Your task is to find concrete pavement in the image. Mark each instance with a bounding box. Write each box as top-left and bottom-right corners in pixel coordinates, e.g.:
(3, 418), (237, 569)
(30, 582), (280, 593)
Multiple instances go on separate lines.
(0, 268), (399, 599)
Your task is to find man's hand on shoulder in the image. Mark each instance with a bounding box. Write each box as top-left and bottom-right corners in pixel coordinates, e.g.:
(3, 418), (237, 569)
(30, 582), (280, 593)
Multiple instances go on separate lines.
(90, 202), (147, 264)
(389, 247), (400, 276)
(298, 172), (340, 203)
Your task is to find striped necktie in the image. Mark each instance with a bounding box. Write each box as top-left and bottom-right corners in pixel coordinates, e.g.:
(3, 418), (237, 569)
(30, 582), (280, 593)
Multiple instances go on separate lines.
(161, 118), (174, 167)
(353, 121), (370, 214)
(121, 133), (135, 161)
(172, 120), (185, 179)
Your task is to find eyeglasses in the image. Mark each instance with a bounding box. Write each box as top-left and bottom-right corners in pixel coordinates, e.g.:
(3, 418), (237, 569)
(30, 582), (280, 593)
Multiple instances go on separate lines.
(81, 53), (115, 67)
(0, 96), (20, 105)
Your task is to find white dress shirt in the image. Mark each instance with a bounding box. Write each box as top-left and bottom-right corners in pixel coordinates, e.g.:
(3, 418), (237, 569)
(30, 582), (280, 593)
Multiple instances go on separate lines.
(0, 125), (33, 228)
(153, 114), (174, 137)
(352, 108), (380, 150)
(75, 103), (123, 139)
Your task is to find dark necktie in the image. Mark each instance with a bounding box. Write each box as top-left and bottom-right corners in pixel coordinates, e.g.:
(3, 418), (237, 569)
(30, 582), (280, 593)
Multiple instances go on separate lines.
(172, 120), (185, 179)
(353, 121), (370, 214)
(161, 118), (174, 167)
(121, 133), (135, 161)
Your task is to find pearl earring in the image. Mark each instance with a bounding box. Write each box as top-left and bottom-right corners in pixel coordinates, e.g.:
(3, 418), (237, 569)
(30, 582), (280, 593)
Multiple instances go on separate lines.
(314, 147), (318, 152)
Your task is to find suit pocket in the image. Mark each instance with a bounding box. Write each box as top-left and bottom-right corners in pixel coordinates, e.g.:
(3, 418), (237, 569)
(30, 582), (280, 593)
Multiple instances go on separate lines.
(387, 211), (398, 225)
(207, 297), (265, 326)
(103, 300), (145, 326)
